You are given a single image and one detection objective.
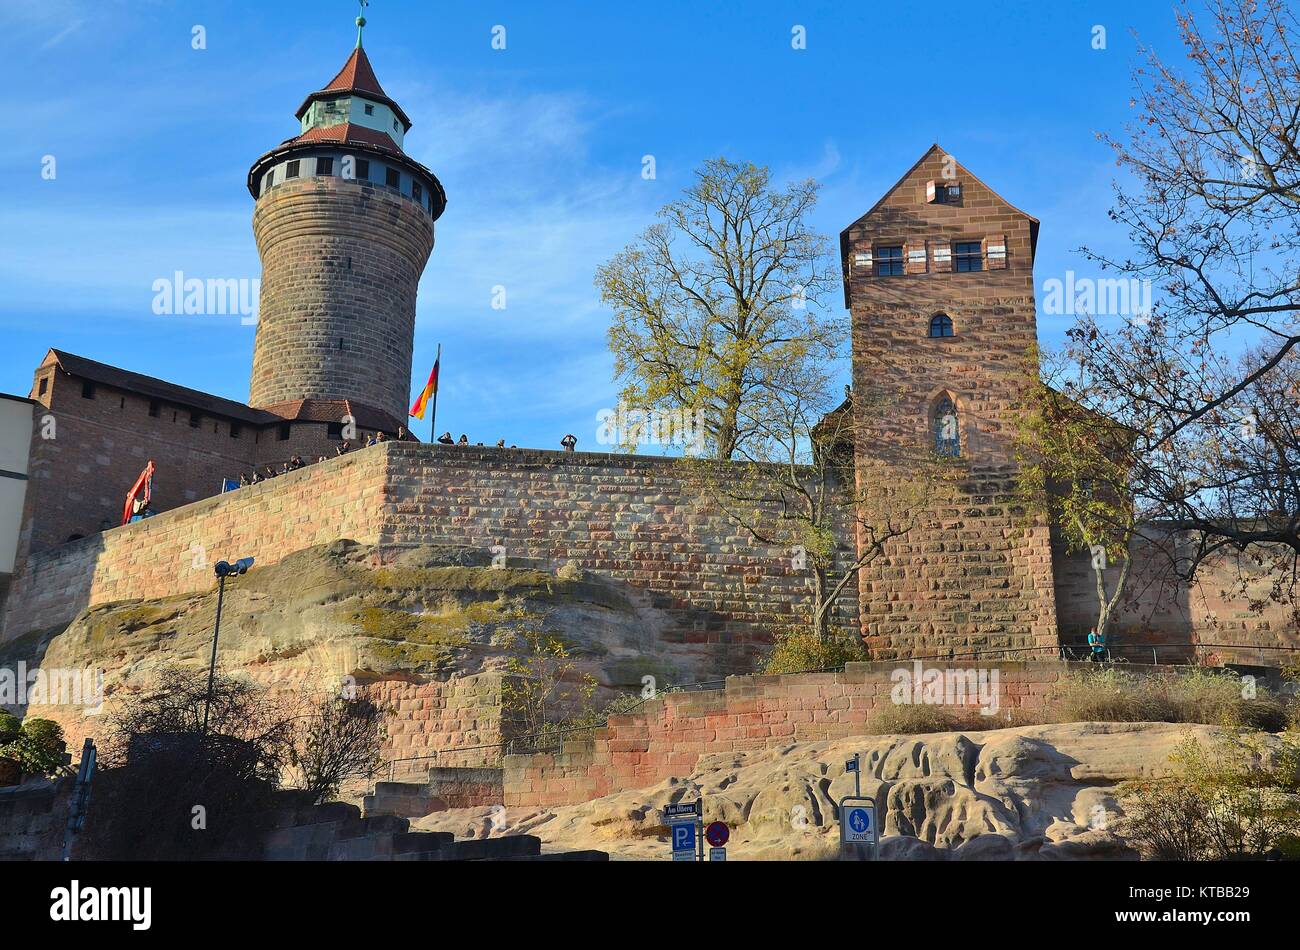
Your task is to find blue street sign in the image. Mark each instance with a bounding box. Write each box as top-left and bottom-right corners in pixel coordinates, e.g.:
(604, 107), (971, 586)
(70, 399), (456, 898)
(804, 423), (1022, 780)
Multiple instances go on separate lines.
(849, 808), (871, 834)
(671, 821), (696, 854)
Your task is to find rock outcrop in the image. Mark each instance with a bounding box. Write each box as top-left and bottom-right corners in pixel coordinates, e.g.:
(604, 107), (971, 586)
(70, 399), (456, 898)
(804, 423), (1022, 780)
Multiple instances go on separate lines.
(412, 721), (1240, 860)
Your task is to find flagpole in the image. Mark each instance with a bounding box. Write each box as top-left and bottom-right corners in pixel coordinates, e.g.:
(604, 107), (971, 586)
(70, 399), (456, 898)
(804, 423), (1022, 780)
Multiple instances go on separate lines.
(429, 343), (440, 445)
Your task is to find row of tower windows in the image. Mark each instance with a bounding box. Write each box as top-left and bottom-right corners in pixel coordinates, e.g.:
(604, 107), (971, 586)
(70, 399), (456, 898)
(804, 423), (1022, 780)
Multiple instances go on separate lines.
(872, 242), (984, 276)
(262, 155), (434, 214)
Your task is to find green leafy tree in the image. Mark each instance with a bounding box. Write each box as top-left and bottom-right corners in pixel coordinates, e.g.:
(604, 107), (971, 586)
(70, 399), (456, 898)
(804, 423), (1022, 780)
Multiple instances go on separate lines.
(501, 629), (597, 747)
(598, 156), (842, 460)
(1014, 350), (1141, 641)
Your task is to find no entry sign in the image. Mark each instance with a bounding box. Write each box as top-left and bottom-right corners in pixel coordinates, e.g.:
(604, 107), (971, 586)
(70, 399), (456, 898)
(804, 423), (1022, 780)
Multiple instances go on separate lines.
(705, 821), (730, 848)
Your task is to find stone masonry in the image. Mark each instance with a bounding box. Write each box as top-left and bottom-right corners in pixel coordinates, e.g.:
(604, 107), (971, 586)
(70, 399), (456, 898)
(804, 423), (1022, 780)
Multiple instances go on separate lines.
(842, 145), (1059, 659)
(249, 174), (434, 424)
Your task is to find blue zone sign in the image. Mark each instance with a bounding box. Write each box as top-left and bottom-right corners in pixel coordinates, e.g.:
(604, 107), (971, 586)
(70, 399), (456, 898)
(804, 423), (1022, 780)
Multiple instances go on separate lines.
(841, 799), (876, 844)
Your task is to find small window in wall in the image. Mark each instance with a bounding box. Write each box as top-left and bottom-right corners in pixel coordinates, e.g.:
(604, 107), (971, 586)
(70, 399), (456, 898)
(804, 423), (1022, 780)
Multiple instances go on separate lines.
(954, 241), (983, 272)
(119, 397), (126, 409)
(38, 376), (48, 396)
(933, 397), (961, 457)
(327, 422), (344, 439)
(355, 158), (370, 181)
(385, 168), (400, 189)
(928, 314), (954, 337)
(230, 423), (242, 439)
(364, 103), (375, 116)
(148, 400), (160, 417)
(81, 381), (95, 400)
(286, 160), (300, 179)
(263, 169), (274, 193)
(412, 181), (423, 203)
(278, 423), (291, 441)
(393, 118), (400, 132)
(875, 246), (904, 277)
(189, 412), (202, 429)
(317, 156), (334, 176)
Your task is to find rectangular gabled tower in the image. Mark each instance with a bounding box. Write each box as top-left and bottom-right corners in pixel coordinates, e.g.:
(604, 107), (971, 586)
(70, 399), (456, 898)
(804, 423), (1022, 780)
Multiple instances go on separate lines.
(841, 145), (1058, 659)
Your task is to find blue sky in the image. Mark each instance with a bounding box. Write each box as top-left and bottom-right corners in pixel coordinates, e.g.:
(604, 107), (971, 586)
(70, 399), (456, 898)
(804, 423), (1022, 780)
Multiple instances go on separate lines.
(0, 0), (1187, 450)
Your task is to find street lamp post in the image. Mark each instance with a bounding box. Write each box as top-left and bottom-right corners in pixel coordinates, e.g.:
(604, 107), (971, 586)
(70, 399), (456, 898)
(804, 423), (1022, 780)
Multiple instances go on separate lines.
(201, 557), (255, 737)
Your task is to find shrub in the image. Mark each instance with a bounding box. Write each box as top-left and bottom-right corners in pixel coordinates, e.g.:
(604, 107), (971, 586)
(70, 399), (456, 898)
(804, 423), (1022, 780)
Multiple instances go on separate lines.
(1120, 731), (1300, 860)
(761, 628), (869, 675)
(84, 666), (292, 860)
(289, 690), (390, 804)
(0, 715), (67, 777)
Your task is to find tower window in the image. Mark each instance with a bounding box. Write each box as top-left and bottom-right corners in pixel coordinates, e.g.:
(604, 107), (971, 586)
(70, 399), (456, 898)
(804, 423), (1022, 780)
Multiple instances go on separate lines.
(875, 246), (904, 277)
(189, 412), (202, 429)
(385, 168), (400, 189)
(230, 423), (242, 439)
(928, 314), (954, 338)
(393, 119), (400, 132)
(364, 103), (374, 116)
(278, 423), (291, 441)
(148, 400), (160, 417)
(933, 397), (960, 457)
(286, 160), (300, 179)
(412, 181), (423, 203)
(263, 169), (274, 193)
(355, 158), (370, 181)
(328, 422), (344, 439)
(81, 381), (95, 400)
(317, 156), (334, 176)
(954, 241), (983, 272)
(38, 377), (48, 396)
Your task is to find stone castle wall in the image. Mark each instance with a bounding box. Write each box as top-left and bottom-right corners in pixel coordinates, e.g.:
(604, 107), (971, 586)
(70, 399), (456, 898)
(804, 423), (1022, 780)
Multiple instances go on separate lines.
(1, 442), (860, 675)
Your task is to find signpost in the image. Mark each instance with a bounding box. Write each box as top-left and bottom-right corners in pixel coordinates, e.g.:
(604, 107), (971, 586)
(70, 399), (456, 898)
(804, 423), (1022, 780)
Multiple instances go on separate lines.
(840, 754), (879, 860)
(664, 799), (704, 862)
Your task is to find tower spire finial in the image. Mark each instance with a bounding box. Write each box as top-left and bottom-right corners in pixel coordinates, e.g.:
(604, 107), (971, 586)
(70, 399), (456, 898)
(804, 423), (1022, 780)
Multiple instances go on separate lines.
(355, 0), (369, 49)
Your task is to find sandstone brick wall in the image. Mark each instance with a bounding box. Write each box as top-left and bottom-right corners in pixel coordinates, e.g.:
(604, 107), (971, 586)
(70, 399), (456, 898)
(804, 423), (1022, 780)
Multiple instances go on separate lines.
(502, 660), (1071, 807)
(19, 357), (400, 559)
(1, 446), (388, 641)
(377, 442), (859, 673)
(1, 443), (860, 676)
(250, 175), (435, 424)
(372, 674), (507, 771)
(843, 147), (1058, 657)
(1052, 532), (1300, 667)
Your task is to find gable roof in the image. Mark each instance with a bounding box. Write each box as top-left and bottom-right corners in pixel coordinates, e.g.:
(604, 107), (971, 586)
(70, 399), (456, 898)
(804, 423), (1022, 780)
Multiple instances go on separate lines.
(837, 144), (1041, 308)
(43, 349), (274, 424)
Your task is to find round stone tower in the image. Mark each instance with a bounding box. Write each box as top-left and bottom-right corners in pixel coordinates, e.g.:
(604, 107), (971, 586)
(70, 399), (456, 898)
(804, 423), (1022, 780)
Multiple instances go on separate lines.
(246, 27), (445, 431)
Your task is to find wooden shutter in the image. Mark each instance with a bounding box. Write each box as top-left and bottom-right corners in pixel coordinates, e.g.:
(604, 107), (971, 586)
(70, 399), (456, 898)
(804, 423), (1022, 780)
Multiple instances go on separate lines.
(983, 234), (1008, 269)
(904, 241), (928, 275)
(929, 240), (952, 273)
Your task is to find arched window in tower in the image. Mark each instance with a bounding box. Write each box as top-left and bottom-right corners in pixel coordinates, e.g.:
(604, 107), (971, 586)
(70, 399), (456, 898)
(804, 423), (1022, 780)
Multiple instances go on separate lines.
(933, 396), (960, 457)
(929, 313), (954, 337)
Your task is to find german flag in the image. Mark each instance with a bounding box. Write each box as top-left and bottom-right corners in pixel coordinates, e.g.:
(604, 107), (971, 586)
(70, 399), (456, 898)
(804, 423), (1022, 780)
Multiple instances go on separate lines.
(410, 350), (439, 419)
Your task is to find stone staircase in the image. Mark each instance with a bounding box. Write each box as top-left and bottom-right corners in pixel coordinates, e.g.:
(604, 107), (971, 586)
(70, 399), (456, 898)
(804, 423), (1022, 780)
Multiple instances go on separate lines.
(264, 801), (605, 861)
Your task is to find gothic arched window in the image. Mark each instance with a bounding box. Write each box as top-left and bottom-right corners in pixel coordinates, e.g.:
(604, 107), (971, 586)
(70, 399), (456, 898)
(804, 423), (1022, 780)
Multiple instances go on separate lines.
(929, 313), (954, 337)
(933, 396), (960, 457)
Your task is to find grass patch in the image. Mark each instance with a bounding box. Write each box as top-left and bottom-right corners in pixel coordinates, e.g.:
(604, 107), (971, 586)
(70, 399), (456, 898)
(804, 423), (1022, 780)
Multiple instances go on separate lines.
(1046, 668), (1291, 730)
